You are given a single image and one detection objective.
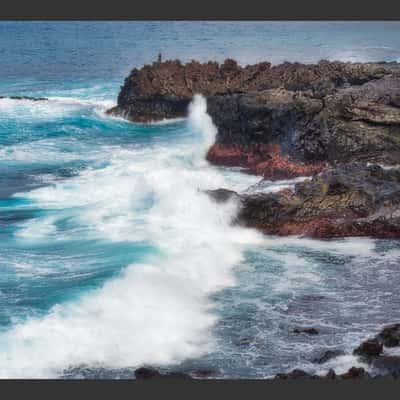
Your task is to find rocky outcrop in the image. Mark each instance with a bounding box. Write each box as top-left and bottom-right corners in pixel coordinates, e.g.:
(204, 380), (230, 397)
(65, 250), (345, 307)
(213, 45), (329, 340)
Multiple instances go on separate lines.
(132, 324), (400, 380)
(207, 162), (400, 238)
(354, 324), (400, 359)
(274, 367), (372, 380)
(276, 323), (400, 380)
(110, 59), (400, 238)
(108, 59), (400, 180)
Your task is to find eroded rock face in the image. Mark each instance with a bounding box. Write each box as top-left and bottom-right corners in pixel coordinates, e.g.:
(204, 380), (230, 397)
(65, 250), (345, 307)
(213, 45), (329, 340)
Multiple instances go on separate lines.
(108, 59), (400, 179)
(208, 163), (400, 238)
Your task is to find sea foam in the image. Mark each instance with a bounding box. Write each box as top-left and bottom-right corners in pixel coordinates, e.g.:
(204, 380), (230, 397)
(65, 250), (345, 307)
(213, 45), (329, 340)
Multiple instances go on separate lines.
(0, 95), (263, 378)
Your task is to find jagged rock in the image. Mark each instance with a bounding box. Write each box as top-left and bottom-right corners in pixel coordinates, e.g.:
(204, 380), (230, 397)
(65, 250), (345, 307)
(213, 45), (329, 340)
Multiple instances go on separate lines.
(113, 59), (400, 239)
(108, 59), (400, 180)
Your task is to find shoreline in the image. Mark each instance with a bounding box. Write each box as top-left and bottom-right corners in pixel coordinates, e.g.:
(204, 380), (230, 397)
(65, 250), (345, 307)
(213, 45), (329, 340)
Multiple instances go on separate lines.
(102, 58), (400, 379)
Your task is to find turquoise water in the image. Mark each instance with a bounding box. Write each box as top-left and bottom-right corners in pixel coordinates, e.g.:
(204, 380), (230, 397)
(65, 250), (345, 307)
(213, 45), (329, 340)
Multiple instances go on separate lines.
(0, 22), (400, 378)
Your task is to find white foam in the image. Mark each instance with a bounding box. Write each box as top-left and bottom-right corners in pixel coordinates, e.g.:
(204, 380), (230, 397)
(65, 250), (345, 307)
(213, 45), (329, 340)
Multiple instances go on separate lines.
(0, 95), (263, 378)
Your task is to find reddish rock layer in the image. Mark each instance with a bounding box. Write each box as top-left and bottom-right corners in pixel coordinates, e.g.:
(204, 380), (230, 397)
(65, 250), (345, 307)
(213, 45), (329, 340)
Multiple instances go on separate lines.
(206, 143), (326, 181)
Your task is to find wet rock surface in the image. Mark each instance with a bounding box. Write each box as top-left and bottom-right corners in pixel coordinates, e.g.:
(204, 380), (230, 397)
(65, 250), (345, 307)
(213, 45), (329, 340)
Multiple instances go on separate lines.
(208, 162), (400, 238)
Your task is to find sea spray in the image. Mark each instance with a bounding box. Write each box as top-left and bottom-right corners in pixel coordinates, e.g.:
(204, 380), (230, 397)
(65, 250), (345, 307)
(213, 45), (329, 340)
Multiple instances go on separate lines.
(0, 95), (263, 378)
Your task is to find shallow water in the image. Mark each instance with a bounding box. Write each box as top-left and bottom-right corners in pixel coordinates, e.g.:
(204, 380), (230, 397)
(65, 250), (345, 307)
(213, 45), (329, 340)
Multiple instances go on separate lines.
(0, 21), (399, 378)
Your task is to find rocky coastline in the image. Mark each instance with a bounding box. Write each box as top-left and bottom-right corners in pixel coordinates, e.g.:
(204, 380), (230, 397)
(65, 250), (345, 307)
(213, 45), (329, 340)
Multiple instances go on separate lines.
(131, 324), (400, 380)
(108, 58), (400, 239)
(107, 59), (400, 380)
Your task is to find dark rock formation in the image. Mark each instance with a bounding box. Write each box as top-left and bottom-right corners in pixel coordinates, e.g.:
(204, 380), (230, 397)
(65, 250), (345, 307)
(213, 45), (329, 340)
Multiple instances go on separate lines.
(376, 323), (400, 347)
(354, 323), (400, 359)
(353, 339), (383, 358)
(111, 59), (400, 238)
(208, 162), (400, 238)
(134, 367), (218, 380)
(134, 367), (193, 380)
(275, 369), (318, 379)
(108, 59), (400, 180)
(293, 327), (319, 335)
(0, 96), (48, 101)
(312, 350), (344, 364)
(351, 323), (400, 377)
(274, 367), (372, 380)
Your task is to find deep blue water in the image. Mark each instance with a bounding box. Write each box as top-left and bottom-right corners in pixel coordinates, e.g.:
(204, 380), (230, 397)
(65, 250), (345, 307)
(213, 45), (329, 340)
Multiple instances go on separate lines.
(0, 21), (400, 378)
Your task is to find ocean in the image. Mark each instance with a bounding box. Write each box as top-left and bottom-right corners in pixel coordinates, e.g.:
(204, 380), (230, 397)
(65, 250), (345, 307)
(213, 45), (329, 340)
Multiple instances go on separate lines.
(0, 21), (400, 378)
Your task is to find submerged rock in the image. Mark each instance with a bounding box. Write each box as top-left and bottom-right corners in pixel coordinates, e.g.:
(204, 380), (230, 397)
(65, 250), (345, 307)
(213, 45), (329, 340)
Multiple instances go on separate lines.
(312, 349), (344, 364)
(0, 96), (48, 101)
(293, 327), (319, 335)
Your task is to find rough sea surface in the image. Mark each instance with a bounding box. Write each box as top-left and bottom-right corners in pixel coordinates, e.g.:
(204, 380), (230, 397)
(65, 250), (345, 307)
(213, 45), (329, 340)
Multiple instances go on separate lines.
(0, 21), (400, 378)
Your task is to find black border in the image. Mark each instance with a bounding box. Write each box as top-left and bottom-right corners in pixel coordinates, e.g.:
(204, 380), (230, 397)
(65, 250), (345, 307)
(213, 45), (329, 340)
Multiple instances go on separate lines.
(0, 0), (400, 20)
(1, 0), (400, 398)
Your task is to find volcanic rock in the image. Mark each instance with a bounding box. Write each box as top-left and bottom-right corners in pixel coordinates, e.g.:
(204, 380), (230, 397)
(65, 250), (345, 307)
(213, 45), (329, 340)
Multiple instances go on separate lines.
(228, 162), (400, 238)
(109, 59), (400, 179)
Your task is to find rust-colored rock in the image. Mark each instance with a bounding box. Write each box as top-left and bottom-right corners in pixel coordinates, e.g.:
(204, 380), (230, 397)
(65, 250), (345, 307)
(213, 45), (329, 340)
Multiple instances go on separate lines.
(206, 143), (326, 181)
